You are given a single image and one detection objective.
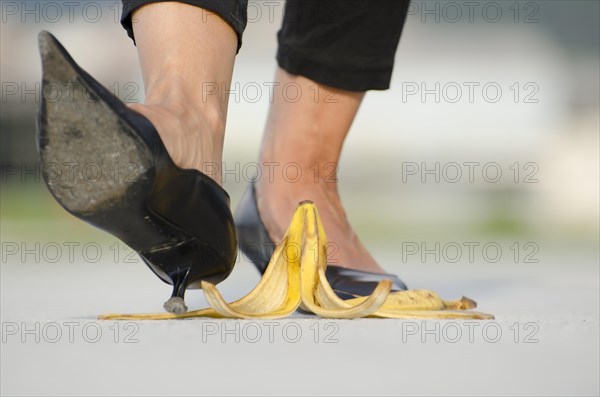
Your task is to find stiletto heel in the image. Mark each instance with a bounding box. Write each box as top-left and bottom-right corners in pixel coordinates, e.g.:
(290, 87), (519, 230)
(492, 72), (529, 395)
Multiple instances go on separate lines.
(36, 31), (237, 312)
(164, 267), (190, 313)
(235, 181), (407, 300)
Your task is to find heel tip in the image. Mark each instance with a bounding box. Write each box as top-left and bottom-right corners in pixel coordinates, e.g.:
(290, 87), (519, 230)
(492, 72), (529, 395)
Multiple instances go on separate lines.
(164, 297), (187, 314)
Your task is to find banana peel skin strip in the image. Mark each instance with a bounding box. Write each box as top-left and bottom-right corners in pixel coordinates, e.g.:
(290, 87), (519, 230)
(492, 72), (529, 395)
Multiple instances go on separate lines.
(301, 204), (393, 318)
(99, 201), (494, 321)
(198, 205), (306, 319)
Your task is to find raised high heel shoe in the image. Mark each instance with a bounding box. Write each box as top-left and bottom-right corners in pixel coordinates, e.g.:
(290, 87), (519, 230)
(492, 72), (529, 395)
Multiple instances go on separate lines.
(36, 31), (237, 313)
(235, 182), (407, 300)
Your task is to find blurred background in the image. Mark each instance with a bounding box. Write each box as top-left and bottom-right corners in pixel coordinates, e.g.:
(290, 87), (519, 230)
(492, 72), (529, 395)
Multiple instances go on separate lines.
(1, 0), (598, 280)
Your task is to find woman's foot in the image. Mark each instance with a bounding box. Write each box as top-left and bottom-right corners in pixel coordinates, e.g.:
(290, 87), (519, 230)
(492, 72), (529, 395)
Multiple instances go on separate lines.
(37, 31), (238, 312)
(255, 68), (387, 274)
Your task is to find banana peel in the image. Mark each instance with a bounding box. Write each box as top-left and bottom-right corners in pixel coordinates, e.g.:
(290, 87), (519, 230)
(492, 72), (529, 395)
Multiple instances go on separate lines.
(99, 201), (494, 321)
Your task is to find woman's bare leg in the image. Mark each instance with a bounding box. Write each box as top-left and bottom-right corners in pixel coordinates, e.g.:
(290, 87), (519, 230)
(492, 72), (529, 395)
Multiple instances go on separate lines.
(257, 68), (385, 273)
(127, 2), (237, 186)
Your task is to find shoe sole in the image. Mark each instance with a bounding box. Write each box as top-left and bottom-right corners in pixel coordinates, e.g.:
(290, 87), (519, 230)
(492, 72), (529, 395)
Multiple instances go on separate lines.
(38, 33), (153, 216)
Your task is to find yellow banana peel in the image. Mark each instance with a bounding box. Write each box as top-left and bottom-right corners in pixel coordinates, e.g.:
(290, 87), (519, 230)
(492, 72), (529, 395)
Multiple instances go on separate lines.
(99, 201), (494, 321)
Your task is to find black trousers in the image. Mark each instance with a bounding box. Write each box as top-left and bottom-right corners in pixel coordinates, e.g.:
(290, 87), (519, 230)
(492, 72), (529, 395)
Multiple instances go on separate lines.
(121, 0), (411, 91)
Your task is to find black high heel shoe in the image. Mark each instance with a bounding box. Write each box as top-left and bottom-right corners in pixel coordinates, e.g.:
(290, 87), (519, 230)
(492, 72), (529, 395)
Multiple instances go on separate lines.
(36, 31), (237, 313)
(235, 182), (407, 300)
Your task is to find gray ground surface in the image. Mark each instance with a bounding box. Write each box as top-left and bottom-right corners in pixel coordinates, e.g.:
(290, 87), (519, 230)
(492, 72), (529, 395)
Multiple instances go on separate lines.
(1, 247), (598, 396)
